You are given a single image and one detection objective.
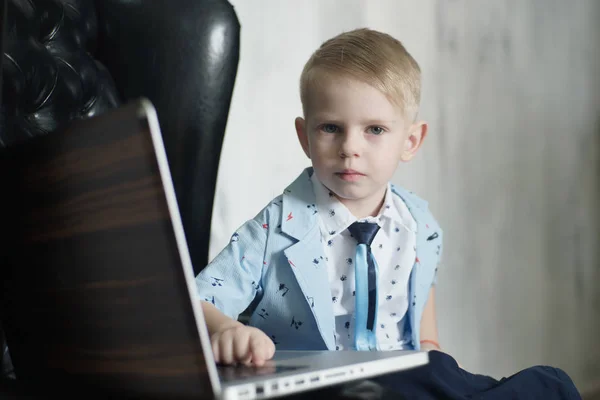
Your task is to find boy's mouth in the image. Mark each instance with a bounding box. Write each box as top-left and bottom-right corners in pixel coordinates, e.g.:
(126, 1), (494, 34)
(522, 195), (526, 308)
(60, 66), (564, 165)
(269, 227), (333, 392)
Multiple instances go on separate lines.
(335, 169), (365, 182)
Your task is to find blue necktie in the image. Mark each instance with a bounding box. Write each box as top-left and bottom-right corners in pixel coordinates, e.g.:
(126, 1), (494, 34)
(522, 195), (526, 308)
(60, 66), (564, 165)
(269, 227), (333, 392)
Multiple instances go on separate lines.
(347, 222), (380, 351)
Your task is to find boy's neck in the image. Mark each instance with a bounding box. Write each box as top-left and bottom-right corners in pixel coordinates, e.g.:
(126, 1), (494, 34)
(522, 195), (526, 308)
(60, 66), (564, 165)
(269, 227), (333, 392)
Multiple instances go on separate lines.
(336, 186), (388, 220)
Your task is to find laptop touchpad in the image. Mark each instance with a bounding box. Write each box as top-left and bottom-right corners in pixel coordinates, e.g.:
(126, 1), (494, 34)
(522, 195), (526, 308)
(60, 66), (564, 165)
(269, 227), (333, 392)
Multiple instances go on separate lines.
(217, 364), (303, 382)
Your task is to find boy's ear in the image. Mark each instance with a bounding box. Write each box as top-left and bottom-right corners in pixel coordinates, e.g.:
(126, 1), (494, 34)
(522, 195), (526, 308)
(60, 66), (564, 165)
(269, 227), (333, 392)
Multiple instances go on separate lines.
(295, 117), (311, 159)
(401, 121), (428, 162)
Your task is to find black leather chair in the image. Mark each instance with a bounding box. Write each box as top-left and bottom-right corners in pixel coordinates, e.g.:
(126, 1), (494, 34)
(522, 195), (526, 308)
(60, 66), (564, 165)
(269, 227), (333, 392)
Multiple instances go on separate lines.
(0, 3), (400, 399)
(0, 0), (239, 387)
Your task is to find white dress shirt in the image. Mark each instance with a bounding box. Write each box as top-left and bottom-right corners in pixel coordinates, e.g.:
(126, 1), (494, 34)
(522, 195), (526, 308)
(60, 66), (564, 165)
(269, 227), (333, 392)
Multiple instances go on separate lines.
(310, 173), (417, 351)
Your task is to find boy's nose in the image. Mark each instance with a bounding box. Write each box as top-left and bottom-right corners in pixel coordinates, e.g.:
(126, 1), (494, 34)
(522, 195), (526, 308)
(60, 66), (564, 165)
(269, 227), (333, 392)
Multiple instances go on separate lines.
(338, 131), (362, 158)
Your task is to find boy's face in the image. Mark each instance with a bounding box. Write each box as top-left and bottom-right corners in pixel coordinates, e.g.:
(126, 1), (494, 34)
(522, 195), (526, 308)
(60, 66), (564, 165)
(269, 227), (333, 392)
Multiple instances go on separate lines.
(295, 73), (427, 213)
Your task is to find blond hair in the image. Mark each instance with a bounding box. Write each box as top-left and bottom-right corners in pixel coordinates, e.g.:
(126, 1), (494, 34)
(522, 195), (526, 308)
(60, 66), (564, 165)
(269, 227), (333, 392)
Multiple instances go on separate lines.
(300, 28), (421, 120)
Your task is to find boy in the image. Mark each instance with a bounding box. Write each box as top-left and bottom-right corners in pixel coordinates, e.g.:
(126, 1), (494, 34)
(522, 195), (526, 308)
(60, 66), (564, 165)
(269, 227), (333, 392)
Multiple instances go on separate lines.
(196, 29), (580, 398)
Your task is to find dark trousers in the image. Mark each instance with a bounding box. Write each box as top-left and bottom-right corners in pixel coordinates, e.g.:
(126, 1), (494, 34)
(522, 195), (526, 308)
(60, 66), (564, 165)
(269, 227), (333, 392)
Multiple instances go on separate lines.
(372, 350), (581, 399)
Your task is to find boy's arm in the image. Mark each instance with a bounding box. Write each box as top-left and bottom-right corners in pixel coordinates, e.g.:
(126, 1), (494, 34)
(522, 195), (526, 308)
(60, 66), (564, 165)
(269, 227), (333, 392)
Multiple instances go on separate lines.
(419, 286), (440, 351)
(195, 214), (270, 325)
(419, 287), (464, 368)
(421, 219), (443, 349)
(200, 301), (244, 336)
(195, 207), (277, 366)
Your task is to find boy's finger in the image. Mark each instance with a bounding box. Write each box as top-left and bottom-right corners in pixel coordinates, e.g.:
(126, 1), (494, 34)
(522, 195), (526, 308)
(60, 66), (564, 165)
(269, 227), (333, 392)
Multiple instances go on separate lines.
(233, 329), (251, 363)
(258, 341), (275, 364)
(218, 332), (235, 365)
(252, 355), (266, 367)
(264, 338), (276, 360)
(240, 355), (253, 366)
(211, 337), (221, 364)
(249, 334), (267, 366)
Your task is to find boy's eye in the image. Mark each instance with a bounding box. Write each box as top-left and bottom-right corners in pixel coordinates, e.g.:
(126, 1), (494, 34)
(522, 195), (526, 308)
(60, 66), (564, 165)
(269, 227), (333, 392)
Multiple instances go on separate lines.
(321, 124), (339, 133)
(369, 126), (384, 135)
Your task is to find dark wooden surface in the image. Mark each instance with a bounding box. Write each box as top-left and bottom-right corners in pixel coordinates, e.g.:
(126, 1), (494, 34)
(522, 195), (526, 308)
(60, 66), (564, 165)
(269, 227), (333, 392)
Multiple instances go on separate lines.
(0, 101), (214, 399)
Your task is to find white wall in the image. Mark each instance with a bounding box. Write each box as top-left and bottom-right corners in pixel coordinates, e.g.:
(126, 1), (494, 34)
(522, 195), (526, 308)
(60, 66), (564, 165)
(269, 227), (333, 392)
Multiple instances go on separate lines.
(211, 0), (600, 393)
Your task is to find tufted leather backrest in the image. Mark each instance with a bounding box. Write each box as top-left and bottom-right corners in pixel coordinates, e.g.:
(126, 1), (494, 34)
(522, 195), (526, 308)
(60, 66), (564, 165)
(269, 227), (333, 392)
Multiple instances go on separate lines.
(1, 0), (240, 275)
(0, 0), (239, 382)
(92, 0), (240, 277)
(0, 0), (120, 145)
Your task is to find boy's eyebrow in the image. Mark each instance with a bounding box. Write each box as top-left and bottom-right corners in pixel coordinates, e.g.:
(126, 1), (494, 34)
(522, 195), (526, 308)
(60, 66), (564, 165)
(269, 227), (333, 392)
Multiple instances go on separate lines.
(311, 115), (397, 125)
(361, 119), (397, 125)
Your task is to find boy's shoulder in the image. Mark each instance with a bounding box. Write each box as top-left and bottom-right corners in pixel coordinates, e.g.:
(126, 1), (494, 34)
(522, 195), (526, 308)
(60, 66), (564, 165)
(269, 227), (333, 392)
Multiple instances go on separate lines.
(390, 184), (429, 211)
(249, 168), (317, 232)
(390, 184), (442, 232)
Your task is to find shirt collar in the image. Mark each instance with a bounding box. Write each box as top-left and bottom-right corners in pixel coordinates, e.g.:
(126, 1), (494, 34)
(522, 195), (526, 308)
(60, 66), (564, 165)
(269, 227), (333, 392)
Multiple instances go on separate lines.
(380, 183), (418, 234)
(310, 173), (415, 240)
(311, 172), (355, 239)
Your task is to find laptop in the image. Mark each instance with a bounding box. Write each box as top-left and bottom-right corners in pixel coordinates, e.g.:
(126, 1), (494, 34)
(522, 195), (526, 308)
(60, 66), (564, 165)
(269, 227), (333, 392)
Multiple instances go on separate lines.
(0, 98), (428, 399)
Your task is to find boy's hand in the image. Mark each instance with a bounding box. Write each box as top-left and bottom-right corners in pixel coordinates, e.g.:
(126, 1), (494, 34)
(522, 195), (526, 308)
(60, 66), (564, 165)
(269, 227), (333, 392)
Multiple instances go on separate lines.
(210, 325), (275, 366)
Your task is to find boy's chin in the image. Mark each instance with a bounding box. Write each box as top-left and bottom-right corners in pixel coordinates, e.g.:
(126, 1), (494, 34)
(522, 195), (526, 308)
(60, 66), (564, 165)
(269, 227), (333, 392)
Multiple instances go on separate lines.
(327, 186), (379, 203)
